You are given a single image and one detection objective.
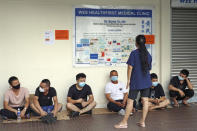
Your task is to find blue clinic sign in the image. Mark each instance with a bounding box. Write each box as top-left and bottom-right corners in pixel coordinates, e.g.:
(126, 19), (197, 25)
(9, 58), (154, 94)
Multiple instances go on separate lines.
(75, 8), (152, 17)
(171, 0), (197, 8)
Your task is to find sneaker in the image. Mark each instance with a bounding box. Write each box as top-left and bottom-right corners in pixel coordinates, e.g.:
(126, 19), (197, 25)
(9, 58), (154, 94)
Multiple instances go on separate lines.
(118, 109), (125, 115)
(69, 111), (80, 118)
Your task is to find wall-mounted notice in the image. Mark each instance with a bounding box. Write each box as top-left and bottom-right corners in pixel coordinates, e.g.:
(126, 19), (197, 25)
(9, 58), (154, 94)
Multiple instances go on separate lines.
(55, 30), (69, 40)
(73, 5), (155, 67)
(44, 31), (54, 45)
(145, 35), (155, 44)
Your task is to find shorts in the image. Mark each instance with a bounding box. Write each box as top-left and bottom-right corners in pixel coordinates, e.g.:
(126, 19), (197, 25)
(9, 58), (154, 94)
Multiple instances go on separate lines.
(128, 87), (150, 100)
(169, 89), (194, 100)
(74, 103), (84, 109)
(41, 105), (54, 113)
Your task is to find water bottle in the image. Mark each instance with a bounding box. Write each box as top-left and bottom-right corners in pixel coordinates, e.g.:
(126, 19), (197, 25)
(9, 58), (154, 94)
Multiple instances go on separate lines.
(47, 108), (51, 114)
(26, 113), (30, 119)
(17, 108), (21, 121)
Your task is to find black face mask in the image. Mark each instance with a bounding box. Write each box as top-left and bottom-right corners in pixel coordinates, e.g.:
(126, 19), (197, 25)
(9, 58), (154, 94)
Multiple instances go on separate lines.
(12, 84), (20, 89)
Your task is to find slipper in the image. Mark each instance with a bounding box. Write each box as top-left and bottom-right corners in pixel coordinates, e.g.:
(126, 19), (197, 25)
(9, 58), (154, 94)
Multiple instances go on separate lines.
(114, 124), (128, 129)
(137, 122), (145, 127)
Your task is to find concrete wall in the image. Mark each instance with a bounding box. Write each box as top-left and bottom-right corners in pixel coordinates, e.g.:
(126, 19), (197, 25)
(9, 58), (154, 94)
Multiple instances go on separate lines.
(0, 0), (171, 108)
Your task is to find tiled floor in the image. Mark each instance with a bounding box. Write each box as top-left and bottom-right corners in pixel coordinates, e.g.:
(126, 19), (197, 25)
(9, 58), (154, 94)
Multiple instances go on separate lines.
(1, 105), (197, 131)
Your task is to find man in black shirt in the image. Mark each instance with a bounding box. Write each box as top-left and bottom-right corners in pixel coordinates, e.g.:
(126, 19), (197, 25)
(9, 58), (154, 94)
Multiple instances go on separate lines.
(66, 73), (96, 118)
(148, 73), (170, 110)
(31, 79), (62, 116)
(168, 69), (194, 107)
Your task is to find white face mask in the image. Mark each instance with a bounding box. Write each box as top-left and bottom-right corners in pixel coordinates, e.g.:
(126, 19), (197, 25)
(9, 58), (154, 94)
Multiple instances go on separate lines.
(39, 87), (45, 92)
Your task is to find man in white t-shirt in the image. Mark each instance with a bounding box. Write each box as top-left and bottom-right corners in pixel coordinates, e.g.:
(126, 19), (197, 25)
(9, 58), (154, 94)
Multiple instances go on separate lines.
(105, 70), (136, 115)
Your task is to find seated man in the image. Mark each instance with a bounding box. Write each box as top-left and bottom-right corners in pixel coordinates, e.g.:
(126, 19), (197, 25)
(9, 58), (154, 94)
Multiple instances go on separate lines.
(0, 76), (30, 119)
(105, 70), (136, 115)
(168, 69), (194, 107)
(31, 79), (62, 117)
(148, 73), (170, 110)
(66, 73), (96, 118)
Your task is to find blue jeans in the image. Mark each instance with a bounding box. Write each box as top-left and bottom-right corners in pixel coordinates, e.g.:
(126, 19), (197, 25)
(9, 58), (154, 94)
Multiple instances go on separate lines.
(41, 105), (54, 113)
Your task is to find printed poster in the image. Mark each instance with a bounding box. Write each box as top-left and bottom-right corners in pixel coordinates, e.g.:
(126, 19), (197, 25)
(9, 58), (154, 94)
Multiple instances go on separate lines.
(73, 5), (155, 67)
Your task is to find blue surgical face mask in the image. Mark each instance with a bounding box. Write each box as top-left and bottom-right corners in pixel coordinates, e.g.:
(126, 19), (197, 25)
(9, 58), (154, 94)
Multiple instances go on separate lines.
(152, 82), (159, 87)
(178, 76), (184, 81)
(111, 76), (118, 82)
(79, 82), (86, 87)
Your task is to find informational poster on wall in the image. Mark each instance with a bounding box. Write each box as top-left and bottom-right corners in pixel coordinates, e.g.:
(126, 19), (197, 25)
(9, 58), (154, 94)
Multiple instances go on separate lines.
(73, 5), (155, 67)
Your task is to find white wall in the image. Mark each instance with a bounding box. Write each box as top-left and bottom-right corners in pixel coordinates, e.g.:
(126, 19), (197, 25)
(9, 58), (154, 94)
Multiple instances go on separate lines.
(0, 0), (171, 108)
(160, 0), (171, 97)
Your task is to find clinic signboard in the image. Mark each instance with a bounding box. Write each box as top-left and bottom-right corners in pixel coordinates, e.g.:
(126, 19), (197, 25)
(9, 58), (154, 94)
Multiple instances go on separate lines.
(73, 5), (155, 67)
(171, 0), (197, 8)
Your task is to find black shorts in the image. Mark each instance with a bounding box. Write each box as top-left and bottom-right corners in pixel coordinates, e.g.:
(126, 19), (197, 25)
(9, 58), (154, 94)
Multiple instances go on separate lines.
(74, 103), (83, 109)
(0, 106), (31, 119)
(128, 88), (150, 100)
(169, 89), (194, 100)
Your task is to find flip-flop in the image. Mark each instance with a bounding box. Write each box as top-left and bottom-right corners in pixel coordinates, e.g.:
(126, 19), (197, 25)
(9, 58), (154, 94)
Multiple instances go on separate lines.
(114, 124), (128, 129)
(136, 122), (145, 127)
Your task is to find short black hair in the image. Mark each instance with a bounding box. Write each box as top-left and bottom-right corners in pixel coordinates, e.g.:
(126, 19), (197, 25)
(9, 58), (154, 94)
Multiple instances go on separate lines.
(41, 79), (51, 87)
(8, 76), (18, 85)
(151, 73), (158, 79)
(76, 73), (86, 80)
(180, 69), (189, 77)
(110, 70), (118, 75)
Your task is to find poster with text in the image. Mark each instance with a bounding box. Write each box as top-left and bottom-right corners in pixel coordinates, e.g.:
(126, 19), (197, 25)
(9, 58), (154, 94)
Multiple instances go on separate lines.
(74, 5), (155, 67)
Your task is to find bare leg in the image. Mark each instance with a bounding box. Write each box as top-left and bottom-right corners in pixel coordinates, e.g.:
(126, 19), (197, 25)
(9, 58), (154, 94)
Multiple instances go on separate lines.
(171, 97), (179, 107)
(182, 97), (190, 106)
(137, 97), (149, 127)
(79, 101), (96, 114)
(149, 99), (170, 110)
(57, 103), (63, 112)
(31, 103), (63, 116)
(114, 98), (134, 128)
(30, 103), (41, 115)
(66, 103), (81, 112)
(148, 102), (156, 111)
